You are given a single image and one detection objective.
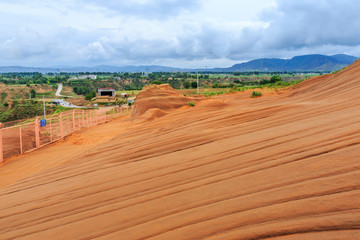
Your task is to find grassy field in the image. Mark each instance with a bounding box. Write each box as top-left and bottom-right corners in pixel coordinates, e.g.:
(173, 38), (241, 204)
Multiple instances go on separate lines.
(60, 86), (78, 98)
(178, 88), (232, 96)
(177, 80), (304, 97)
(115, 90), (142, 96)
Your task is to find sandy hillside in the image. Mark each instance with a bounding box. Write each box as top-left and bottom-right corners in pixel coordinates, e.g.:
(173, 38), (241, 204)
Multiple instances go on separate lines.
(0, 83), (55, 102)
(0, 61), (360, 239)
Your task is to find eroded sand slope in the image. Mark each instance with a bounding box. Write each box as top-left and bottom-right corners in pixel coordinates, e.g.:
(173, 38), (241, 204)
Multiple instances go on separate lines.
(0, 61), (360, 239)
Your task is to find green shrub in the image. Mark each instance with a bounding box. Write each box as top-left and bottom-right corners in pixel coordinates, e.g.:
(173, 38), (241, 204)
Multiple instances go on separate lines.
(251, 91), (263, 98)
(187, 102), (195, 107)
(85, 91), (96, 100)
(1, 92), (7, 102)
(191, 82), (198, 88)
(30, 89), (36, 98)
(332, 67), (346, 74)
(270, 75), (282, 83)
(183, 81), (191, 89)
(150, 80), (164, 85)
(203, 91), (227, 97)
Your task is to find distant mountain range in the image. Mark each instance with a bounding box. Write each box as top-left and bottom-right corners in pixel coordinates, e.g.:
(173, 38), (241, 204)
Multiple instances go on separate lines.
(214, 54), (358, 72)
(0, 54), (357, 73)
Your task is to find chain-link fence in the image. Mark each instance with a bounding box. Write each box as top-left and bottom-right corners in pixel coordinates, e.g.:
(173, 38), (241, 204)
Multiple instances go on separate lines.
(0, 106), (131, 162)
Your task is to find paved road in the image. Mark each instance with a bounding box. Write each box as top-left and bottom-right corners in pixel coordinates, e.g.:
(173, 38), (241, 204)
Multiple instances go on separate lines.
(54, 84), (85, 108)
(54, 99), (85, 108)
(55, 83), (63, 97)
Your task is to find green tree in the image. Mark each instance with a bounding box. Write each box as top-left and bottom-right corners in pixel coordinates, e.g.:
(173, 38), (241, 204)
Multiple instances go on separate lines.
(183, 81), (191, 89)
(30, 89), (36, 98)
(85, 91), (96, 101)
(169, 80), (181, 89)
(150, 80), (164, 85)
(148, 73), (156, 80)
(191, 81), (198, 89)
(270, 75), (282, 83)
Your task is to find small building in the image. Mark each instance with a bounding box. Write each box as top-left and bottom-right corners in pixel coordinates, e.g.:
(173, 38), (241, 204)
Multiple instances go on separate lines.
(98, 88), (116, 97)
(120, 93), (128, 98)
(78, 74), (97, 80)
(70, 75), (98, 80)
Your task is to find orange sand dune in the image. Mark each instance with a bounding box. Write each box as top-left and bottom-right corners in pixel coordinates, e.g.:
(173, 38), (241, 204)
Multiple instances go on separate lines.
(0, 61), (360, 239)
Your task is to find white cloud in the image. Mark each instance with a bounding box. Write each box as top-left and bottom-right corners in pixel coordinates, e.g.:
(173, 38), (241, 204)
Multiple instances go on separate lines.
(0, 0), (359, 68)
(260, 0), (360, 49)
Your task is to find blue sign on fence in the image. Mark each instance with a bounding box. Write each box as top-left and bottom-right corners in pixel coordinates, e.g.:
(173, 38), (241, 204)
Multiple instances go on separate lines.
(40, 119), (47, 127)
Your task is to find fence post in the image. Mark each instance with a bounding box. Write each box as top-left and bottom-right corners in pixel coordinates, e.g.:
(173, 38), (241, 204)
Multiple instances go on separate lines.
(72, 109), (76, 131)
(60, 112), (64, 139)
(89, 110), (92, 126)
(49, 119), (52, 142)
(82, 110), (85, 128)
(35, 117), (40, 148)
(19, 126), (23, 154)
(93, 110), (96, 125)
(0, 123), (3, 163)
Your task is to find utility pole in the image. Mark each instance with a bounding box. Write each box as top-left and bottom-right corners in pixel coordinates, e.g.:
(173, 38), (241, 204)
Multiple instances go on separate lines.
(43, 95), (46, 119)
(197, 68), (199, 94)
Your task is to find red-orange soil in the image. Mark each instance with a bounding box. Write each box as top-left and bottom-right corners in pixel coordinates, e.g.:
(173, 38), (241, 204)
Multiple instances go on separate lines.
(0, 61), (360, 239)
(131, 84), (204, 121)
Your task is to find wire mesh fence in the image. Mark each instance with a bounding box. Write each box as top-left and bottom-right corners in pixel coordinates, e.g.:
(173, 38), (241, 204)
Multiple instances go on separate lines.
(0, 106), (131, 162)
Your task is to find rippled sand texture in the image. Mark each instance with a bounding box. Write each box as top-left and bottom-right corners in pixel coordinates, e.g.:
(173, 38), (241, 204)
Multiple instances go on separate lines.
(0, 61), (360, 239)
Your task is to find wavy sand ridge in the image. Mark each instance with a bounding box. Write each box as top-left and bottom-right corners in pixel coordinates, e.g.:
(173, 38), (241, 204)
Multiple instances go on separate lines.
(0, 62), (359, 239)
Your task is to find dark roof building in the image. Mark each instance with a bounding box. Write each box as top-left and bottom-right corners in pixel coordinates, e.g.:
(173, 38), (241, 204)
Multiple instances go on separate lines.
(98, 88), (116, 97)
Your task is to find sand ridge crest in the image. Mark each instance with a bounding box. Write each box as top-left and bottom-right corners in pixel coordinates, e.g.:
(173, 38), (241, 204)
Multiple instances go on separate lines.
(131, 84), (204, 121)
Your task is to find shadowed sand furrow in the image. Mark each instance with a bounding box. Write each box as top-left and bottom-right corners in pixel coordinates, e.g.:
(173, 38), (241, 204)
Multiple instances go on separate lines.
(1, 144), (359, 239)
(0, 119), (358, 232)
(265, 230), (360, 240)
(3, 167), (359, 240)
(1, 123), (359, 226)
(0, 133), (358, 231)
(8, 94), (358, 192)
(82, 194), (360, 240)
(10, 98), (358, 194)
(0, 61), (360, 239)
(201, 210), (360, 240)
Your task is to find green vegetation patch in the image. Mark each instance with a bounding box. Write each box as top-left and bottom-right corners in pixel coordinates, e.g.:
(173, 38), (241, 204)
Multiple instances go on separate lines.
(0, 103), (54, 122)
(1, 92), (8, 103)
(251, 91), (263, 98)
(202, 91), (228, 97)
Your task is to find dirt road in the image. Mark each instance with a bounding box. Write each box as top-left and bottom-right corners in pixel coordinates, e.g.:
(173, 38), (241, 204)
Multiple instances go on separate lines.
(0, 61), (359, 239)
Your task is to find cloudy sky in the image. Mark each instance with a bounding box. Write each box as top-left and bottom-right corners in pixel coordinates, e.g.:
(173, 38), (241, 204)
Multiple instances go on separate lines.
(0, 0), (359, 68)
